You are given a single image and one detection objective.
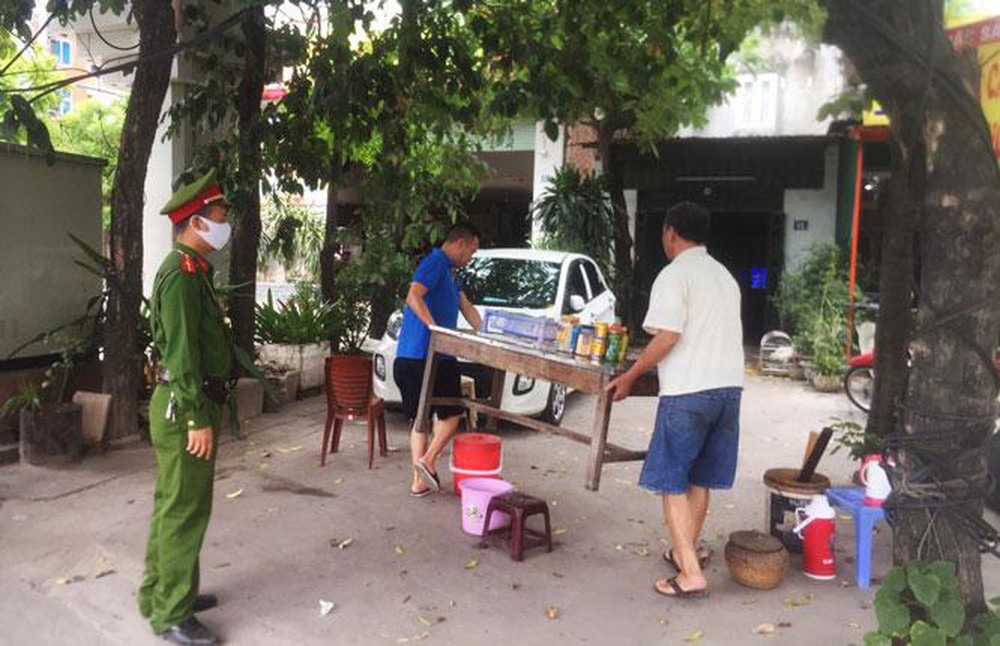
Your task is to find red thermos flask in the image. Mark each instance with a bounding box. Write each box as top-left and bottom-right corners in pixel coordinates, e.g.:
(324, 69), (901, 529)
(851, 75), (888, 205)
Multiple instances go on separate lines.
(793, 494), (837, 580)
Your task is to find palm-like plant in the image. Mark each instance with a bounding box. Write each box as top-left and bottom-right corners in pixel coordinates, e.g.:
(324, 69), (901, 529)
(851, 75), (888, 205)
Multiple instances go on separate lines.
(531, 164), (615, 281)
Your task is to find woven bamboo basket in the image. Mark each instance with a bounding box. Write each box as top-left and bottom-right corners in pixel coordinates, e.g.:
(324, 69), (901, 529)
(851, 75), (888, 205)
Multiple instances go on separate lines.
(725, 530), (789, 590)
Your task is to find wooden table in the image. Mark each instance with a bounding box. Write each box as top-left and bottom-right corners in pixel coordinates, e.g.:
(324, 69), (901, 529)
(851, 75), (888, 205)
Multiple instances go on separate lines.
(413, 326), (655, 491)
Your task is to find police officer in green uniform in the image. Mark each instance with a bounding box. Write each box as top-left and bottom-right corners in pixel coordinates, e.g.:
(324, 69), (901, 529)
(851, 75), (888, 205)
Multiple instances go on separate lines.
(138, 170), (234, 646)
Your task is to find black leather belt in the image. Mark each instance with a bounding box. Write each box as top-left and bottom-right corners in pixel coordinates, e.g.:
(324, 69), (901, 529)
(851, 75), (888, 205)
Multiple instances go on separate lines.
(156, 369), (230, 406)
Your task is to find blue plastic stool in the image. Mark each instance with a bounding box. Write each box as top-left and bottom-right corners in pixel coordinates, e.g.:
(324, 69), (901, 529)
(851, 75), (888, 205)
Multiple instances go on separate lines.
(825, 486), (886, 589)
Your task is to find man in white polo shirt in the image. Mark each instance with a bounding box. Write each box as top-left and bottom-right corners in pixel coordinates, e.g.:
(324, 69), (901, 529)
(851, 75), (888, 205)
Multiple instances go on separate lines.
(608, 201), (743, 599)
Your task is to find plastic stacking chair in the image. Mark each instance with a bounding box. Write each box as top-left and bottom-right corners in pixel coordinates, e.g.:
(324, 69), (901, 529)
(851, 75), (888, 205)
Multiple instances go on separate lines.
(321, 356), (387, 469)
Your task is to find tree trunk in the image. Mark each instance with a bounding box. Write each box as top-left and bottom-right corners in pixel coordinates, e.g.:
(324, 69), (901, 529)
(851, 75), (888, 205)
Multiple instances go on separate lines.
(227, 6), (266, 361)
(825, 0), (1000, 609)
(102, 0), (176, 441)
(867, 137), (917, 441)
(596, 124), (634, 326)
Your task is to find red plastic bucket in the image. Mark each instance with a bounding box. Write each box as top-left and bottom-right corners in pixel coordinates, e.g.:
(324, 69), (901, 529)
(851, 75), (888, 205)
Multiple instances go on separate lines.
(450, 433), (502, 495)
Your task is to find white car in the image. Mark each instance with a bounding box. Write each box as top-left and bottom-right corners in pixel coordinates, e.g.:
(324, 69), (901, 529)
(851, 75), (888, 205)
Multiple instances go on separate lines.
(372, 248), (617, 425)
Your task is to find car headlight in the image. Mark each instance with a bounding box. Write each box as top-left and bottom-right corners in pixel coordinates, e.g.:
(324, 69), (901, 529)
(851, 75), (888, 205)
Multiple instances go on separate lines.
(375, 355), (386, 381)
(513, 374), (535, 396)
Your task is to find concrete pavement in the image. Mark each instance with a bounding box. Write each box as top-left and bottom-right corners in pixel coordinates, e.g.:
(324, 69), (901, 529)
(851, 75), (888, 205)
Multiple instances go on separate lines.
(2, 375), (997, 645)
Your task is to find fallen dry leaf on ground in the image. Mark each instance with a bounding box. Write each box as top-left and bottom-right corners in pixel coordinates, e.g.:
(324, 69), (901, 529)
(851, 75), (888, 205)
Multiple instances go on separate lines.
(394, 545), (405, 555)
(684, 630), (704, 642)
(225, 488), (243, 499)
(553, 527), (567, 536)
(545, 606), (560, 620)
(752, 623), (776, 635)
(784, 595), (814, 608)
(333, 478), (344, 484)
(464, 559), (478, 570)
(276, 446), (303, 454)
(95, 570), (116, 579)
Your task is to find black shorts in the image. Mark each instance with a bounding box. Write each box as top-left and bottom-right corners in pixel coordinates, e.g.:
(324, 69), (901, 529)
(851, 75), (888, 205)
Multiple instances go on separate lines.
(393, 357), (464, 427)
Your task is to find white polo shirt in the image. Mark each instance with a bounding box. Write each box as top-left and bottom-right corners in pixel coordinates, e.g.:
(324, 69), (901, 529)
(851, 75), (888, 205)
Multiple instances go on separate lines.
(643, 246), (744, 396)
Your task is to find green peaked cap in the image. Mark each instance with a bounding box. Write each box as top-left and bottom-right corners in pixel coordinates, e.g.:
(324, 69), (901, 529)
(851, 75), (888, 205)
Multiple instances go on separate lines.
(160, 168), (226, 217)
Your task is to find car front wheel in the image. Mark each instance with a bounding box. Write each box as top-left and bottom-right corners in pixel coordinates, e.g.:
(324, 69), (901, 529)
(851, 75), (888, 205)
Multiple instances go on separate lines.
(542, 383), (567, 426)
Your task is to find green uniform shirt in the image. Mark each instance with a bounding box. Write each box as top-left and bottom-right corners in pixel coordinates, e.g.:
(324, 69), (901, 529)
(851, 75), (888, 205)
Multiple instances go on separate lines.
(150, 243), (233, 430)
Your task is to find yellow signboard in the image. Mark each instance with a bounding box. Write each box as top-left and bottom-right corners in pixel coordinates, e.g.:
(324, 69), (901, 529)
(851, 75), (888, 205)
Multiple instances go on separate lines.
(862, 101), (889, 127)
(949, 16), (1000, 160)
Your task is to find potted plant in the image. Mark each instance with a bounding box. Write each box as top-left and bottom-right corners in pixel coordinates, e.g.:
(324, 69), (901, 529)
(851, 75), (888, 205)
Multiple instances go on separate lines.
(256, 283), (335, 393)
(325, 264), (374, 398)
(261, 361), (301, 412)
(810, 312), (846, 392)
(0, 354), (83, 466)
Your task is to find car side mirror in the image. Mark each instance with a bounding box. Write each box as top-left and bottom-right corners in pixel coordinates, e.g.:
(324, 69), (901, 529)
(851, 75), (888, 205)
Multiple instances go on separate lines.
(569, 294), (586, 313)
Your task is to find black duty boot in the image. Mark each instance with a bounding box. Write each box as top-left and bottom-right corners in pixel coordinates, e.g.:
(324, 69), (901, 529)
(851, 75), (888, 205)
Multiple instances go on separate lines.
(193, 594), (218, 612)
(159, 617), (218, 646)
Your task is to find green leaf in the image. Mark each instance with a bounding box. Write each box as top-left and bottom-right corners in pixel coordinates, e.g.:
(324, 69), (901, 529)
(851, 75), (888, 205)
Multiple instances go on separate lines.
(908, 569), (942, 609)
(910, 621), (946, 646)
(954, 637), (974, 646)
(881, 566), (907, 596)
(543, 119), (560, 142)
(927, 561), (957, 585)
(864, 633), (892, 646)
(991, 636), (1000, 646)
(874, 594), (912, 636)
(930, 598), (965, 637)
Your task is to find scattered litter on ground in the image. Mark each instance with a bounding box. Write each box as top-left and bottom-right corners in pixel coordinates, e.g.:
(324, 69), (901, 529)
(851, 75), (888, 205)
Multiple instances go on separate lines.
(684, 630), (704, 642)
(394, 545), (405, 555)
(752, 623), (775, 635)
(464, 558), (478, 570)
(225, 488), (243, 499)
(276, 446), (303, 454)
(545, 606), (560, 620)
(319, 600), (335, 617)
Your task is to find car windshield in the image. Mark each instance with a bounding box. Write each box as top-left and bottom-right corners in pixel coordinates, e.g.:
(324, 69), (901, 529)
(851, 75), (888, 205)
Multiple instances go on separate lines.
(458, 257), (561, 309)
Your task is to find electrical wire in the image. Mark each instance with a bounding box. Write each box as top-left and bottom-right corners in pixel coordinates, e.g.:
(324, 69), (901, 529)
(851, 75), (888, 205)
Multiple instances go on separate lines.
(89, 6), (140, 52)
(0, 8), (250, 105)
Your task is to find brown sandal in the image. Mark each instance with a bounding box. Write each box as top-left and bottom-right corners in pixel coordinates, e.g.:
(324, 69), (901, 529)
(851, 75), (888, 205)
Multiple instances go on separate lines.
(653, 576), (709, 599)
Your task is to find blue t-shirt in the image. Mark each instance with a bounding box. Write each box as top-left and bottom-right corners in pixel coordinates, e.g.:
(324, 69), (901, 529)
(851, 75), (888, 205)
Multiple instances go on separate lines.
(397, 247), (461, 359)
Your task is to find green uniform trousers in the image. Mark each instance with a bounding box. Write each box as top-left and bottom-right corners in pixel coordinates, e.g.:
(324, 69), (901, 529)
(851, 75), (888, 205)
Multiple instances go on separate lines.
(138, 385), (219, 633)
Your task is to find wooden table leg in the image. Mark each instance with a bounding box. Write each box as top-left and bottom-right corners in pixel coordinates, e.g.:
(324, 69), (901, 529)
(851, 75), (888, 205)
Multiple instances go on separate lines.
(413, 340), (440, 435)
(585, 390), (613, 491)
(485, 367), (506, 432)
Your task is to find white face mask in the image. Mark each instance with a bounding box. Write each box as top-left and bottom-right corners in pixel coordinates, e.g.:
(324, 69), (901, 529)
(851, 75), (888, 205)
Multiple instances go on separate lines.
(193, 215), (232, 250)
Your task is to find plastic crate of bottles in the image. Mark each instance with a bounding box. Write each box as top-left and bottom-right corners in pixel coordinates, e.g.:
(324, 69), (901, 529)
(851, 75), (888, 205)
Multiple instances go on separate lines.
(483, 310), (560, 344)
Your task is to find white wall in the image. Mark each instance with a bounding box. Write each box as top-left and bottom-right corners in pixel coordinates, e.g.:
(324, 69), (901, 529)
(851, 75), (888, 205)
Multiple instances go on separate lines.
(530, 122), (565, 242)
(143, 73), (198, 296)
(678, 30), (846, 139)
(783, 144), (839, 269)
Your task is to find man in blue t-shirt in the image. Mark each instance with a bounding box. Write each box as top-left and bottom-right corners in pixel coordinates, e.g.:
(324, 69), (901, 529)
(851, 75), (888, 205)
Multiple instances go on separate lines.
(394, 223), (482, 497)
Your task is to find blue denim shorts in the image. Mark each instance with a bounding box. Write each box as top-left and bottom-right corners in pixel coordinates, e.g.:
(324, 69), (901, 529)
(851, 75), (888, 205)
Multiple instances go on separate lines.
(638, 388), (742, 495)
